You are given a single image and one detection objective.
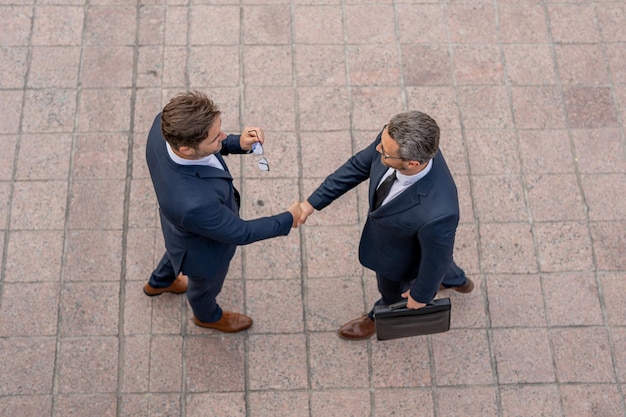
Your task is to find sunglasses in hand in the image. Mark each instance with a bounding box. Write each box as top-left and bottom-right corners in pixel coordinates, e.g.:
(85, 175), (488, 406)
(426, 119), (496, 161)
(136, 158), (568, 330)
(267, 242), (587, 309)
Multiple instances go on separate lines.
(249, 130), (270, 171)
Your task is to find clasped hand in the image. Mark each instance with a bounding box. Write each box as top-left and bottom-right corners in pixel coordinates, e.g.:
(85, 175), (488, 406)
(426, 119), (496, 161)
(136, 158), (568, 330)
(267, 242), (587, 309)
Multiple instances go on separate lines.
(287, 201), (314, 228)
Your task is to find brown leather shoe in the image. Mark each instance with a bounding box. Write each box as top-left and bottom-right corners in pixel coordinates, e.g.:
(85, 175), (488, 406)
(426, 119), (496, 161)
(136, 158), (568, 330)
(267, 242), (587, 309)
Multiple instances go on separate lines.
(143, 273), (188, 296)
(339, 315), (376, 340)
(193, 311), (253, 333)
(439, 277), (474, 294)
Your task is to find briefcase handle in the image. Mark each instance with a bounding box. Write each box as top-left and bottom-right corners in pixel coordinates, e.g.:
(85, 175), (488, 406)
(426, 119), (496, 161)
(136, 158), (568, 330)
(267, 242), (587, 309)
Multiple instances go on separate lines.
(389, 300), (408, 310)
(389, 299), (435, 310)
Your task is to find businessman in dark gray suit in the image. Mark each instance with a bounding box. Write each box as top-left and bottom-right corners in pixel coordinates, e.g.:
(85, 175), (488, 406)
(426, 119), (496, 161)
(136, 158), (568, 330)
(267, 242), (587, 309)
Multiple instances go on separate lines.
(298, 111), (473, 340)
(144, 91), (301, 333)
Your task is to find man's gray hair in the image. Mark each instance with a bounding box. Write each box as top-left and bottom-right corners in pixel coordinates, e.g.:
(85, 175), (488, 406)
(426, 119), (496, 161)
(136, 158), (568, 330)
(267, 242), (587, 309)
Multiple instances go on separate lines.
(387, 111), (440, 163)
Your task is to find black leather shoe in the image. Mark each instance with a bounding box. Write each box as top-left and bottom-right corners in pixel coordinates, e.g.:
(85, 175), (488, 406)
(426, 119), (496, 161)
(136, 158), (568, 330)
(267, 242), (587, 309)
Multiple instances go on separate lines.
(439, 277), (474, 293)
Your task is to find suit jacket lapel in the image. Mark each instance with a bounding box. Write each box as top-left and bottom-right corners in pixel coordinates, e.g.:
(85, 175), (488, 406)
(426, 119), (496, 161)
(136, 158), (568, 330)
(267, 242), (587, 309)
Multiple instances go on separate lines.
(369, 157), (390, 208)
(370, 155), (440, 217)
(370, 174), (434, 217)
(215, 153), (230, 174)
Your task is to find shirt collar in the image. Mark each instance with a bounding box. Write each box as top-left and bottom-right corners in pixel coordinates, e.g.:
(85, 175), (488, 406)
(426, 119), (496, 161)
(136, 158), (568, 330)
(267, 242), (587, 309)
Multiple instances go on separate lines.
(395, 158), (433, 186)
(166, 141), (221, 168)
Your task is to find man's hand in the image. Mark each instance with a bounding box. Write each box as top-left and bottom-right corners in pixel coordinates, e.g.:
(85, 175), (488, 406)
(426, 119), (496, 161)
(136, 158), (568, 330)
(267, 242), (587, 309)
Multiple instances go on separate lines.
(240, 127), (264, 151)
(287, 200), (303, 228)
(297, 201), (315, 226)
(401, 290), (427, 310)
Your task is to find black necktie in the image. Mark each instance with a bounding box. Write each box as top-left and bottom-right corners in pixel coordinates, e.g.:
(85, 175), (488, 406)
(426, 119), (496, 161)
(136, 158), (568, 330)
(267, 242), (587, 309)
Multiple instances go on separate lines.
(373, 170), (397, 210)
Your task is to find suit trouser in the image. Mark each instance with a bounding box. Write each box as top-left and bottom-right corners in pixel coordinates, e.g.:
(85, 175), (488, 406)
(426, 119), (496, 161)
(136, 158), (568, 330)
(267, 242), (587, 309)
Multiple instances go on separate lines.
(149, 253), (225, 322)
(368, 260), (466, 319)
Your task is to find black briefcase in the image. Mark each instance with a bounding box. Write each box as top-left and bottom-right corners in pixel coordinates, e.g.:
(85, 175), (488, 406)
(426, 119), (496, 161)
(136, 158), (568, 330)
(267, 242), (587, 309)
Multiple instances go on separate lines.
(373, 298), (451, 341)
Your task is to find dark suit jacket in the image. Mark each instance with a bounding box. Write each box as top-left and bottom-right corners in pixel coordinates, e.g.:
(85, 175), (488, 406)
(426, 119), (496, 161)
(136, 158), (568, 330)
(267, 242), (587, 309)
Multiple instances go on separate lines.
(307, 132), (460, 303)
(146, 114), (293, 279)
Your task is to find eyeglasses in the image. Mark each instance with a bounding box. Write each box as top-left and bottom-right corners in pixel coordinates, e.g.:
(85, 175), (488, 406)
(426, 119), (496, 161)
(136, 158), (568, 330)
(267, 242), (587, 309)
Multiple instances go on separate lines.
(379, 126), (406, 160)
(379, 142), (406, 160)
(249, 130), (270, 171)
(379, 125), (406, 160)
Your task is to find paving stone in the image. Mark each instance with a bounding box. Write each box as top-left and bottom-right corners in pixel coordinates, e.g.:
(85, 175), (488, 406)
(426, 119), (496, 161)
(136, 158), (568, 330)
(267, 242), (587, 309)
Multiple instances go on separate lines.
(0, 1), (624, 415)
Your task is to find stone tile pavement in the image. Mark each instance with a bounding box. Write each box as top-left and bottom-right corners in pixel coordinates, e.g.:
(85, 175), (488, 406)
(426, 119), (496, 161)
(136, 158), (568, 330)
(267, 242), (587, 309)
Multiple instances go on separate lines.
(1, 0), (626, 416)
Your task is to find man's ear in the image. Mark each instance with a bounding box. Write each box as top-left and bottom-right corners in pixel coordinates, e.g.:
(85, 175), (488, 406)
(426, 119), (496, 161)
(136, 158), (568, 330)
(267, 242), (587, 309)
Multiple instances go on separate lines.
(406, 160), (421, 169)
(176, 146), (196, 158)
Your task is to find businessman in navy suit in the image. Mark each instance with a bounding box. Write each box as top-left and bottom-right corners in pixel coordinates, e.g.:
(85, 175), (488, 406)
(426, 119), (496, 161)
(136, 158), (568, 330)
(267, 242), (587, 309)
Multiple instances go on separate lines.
(298, 111), (473, 339)
(144, 91), (301, 333)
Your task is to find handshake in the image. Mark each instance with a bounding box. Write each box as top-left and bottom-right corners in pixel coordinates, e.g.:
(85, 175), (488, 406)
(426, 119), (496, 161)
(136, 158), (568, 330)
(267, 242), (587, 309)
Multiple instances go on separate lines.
(287, 200), (315, 228)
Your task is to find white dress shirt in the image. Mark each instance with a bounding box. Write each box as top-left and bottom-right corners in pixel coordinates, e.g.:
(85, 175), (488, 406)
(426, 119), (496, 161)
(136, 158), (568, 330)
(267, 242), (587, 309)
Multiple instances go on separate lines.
(377, 159), (433, 207)
(166, 142), (224, 170)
